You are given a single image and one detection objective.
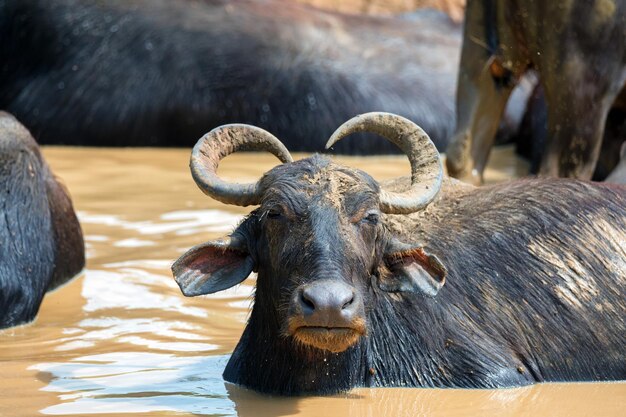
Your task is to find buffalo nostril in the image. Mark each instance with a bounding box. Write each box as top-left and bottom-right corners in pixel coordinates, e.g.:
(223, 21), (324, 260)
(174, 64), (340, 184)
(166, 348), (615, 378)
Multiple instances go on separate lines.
(300, 290), (316, 312)
(342, 293), (355, 310)
(298, 282), (359, 318)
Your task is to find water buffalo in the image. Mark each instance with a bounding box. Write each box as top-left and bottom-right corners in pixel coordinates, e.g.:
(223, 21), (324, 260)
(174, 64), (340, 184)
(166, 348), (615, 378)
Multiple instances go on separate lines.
(172, 113), (626, 395)
(0, 0), (461, 154)
(0, 112), (84, 329)
(446, 0), (626, 184)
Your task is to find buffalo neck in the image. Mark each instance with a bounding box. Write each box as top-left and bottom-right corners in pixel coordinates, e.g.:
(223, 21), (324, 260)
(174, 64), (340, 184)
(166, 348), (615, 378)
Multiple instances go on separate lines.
(223, 296), (371, 395)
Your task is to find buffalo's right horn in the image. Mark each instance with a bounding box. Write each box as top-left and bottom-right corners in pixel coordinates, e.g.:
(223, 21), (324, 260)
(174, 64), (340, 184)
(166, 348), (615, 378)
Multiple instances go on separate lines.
(326, 112), (443, 214)
(190, 124), (293, 206)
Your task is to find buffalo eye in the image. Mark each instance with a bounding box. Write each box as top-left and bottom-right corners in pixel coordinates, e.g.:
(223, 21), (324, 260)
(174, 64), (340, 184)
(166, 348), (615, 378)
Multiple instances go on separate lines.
(266, 208), (282, 219)
(361, 210), (380, 226)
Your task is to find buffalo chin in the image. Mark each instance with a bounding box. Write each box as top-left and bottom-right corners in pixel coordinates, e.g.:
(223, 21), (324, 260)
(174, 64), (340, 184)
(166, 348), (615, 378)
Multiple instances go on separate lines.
(292, 327), (363, 353)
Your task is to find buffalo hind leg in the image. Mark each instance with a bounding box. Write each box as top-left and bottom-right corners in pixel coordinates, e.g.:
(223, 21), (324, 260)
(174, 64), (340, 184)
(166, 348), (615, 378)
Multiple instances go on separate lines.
(540, 77), (623, 179)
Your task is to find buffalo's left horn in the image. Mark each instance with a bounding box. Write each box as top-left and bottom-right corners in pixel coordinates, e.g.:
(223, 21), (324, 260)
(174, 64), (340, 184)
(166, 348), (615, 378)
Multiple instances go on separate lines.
(326, 112), (443, 214)
(191, 124), (293, 206)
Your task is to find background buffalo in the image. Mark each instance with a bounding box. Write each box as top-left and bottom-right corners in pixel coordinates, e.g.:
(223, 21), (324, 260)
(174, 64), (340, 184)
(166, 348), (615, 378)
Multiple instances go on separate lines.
(446, 0), (626, 183)
(0, 112), (84, 328)
(0, 0), (461, 153)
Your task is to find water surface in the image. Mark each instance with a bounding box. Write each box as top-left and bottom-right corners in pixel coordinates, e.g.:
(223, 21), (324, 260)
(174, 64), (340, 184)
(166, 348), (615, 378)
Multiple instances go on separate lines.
(1, 147), (623, 416)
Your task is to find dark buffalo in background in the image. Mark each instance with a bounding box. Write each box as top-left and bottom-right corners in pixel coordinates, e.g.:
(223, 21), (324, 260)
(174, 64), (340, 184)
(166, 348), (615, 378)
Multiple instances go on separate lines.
(0, 0), (464, 154)
(0, 112), (85, 329)
(446, 0), (626, 184)
(172, 113), (626, 395)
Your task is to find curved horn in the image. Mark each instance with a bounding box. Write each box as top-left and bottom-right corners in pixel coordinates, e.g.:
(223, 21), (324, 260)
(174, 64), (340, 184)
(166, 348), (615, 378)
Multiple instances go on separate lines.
(325, 112), (443, 214)
(191, 124), (293, 206)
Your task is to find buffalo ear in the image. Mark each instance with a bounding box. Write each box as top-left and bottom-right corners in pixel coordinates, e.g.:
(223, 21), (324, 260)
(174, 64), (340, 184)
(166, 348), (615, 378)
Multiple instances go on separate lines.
(379, 240), (447, 297)
(46, 176), (85, 292)
(172, 237), (254, 296)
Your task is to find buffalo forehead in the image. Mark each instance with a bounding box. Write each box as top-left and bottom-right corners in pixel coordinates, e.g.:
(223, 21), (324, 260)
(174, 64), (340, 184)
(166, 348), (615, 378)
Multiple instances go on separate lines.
(262, 157), (378, 213)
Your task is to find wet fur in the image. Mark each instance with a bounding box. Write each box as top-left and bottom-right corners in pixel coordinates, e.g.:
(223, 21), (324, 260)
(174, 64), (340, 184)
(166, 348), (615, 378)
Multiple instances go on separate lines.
(221, 156), (626, 394)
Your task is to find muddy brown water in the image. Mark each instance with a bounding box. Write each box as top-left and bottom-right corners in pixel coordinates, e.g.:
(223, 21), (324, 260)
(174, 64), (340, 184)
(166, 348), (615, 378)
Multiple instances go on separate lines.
(0, 147), (623, 416)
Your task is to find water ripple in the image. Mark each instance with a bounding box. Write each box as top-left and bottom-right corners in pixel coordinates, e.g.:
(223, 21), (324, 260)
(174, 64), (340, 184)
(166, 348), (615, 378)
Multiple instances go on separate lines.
(31, 353), (234, 415)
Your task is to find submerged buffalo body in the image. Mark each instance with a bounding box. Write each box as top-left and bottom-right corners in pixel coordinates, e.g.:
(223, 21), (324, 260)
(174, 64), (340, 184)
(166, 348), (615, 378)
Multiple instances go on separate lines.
(0, 112), (84, 328)
(446, 0), (626, 183)
(0, 0), (460, 153)
(173, 113), (626, 395)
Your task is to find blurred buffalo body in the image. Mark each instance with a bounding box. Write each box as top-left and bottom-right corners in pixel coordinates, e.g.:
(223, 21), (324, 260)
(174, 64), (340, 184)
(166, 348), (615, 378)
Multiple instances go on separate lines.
(446, 0), (626, 183)
(514, 83), (626, 181)
(0, 112), (84, 328)
(0, 0), (462, 153)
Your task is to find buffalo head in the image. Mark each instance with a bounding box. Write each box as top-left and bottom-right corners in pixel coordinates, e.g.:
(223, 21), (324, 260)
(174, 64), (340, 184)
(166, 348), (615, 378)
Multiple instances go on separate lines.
(172, 113), (447, 353)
